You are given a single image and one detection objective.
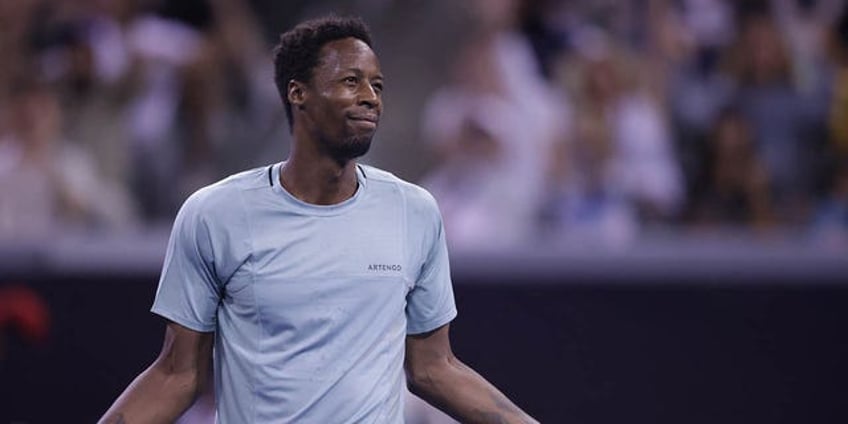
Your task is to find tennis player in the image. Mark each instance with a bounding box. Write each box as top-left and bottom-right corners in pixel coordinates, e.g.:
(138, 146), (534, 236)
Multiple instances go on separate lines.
(99, 15), (538, 423)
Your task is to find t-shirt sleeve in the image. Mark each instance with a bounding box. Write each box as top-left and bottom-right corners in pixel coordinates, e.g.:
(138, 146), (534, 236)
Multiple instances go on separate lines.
(406, 205), (457, 335)
(151, 192), (222, 332)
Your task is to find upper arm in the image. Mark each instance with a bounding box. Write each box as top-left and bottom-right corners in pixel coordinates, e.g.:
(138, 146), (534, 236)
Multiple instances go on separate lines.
(152, 320), (214, 382)
(405, 323), (454, 378)
(406, 190), (457, 335)
(152, 192), (225, 332)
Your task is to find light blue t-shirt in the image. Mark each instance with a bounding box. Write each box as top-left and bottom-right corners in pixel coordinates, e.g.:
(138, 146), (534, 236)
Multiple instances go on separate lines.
(151, 162), (457, 423)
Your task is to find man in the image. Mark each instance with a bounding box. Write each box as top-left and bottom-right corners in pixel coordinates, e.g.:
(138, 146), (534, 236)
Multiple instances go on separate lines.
(100, 15), (538, 423)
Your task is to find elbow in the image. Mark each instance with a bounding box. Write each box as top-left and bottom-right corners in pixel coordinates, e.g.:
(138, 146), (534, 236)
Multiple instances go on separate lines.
(405, 363), (434, 396)
(405, 355), (456, 396)
(405, 370), (426, 396)
(406, 372), (430, 398)
(150, 358), (206, 401)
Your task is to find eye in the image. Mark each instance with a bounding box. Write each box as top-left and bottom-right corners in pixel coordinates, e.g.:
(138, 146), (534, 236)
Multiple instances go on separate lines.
(372, 81), (384, 93)
(343, 76), (358, 85)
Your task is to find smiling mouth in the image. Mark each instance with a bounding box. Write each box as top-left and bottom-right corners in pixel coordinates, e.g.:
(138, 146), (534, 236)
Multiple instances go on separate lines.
(348, 114), (379, 124)
(348, 118), (378, 132)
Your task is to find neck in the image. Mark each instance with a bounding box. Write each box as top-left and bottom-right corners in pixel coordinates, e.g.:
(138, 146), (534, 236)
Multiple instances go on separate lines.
(280, 144), (359, 206)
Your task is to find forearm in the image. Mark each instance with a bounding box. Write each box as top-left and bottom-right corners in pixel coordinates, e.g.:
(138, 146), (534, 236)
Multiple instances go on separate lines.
(99, 362), (200, 424)
(408, 356), (538, 424)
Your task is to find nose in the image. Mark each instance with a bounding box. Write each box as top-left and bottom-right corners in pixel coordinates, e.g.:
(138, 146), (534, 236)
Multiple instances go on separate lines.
(358, 83), (380, 109)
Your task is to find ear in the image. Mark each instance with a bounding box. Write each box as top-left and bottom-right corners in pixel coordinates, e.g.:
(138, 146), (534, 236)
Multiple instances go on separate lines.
(287, 80), (307, 110)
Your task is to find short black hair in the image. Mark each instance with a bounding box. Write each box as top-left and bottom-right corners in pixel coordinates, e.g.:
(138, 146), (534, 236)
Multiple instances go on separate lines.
(273, 15), (373, 130)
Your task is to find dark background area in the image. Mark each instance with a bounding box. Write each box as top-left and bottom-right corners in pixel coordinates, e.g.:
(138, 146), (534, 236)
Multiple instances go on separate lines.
(2, 265), (846, 424)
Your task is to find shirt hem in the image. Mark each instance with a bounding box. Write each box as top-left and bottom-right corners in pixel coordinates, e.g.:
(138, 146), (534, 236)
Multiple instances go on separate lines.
(150, 307), (216, 333)
(407, 309), (457, 335)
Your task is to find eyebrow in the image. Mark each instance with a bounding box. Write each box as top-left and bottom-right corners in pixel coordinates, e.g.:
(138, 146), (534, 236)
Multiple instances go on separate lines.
(342, 68), (384, 80)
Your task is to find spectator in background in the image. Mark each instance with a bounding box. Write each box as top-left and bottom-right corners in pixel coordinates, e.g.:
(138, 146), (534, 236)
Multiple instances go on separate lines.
(122, 0), (222, 219)
(0, 81), (59, 239)
(811, 6), (848, 247)
(420, 0), (568, 250)
(660, 0), (738, 195)
(0, 0), (41, 100)
(0, 79), (137, 239)
(685, 108), (774, 230)
(830, 3), (848, 157)
(196, 0), (286, 175)
(773, 0), (844, 95)
(541, 27), (683, 246)
(518, 0), (572, 80)
(728, 12), (831, 225)
(39, 0), (140, 223)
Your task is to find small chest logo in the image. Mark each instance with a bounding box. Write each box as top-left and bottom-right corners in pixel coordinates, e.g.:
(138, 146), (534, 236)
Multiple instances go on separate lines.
(368, 264), (402, 272)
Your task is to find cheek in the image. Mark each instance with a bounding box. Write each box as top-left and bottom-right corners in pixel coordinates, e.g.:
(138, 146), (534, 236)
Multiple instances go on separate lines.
(314, 99), (343, 123)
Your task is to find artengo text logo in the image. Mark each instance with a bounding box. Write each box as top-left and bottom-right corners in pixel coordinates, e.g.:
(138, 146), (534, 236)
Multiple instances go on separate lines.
(368, 264), (402, 272)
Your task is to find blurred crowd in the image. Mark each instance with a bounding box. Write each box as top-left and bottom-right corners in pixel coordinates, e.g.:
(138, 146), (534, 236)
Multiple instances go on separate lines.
(0, 0), (284, 238)
(1, 0), (847, 251)
(422, 0), (848, 250)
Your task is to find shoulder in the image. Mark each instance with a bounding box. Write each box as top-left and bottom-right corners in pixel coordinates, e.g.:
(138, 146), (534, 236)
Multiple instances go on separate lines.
(361, 164), (439, 208)
(359, 163), (442, 224)
(178, 165), (270, 223)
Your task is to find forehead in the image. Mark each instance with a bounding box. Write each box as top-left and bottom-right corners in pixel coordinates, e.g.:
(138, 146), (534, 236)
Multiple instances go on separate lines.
(314, 37), (381, 76)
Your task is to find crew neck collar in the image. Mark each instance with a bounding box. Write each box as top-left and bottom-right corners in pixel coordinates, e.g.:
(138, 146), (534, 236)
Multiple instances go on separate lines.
(270, 161), (366, 216)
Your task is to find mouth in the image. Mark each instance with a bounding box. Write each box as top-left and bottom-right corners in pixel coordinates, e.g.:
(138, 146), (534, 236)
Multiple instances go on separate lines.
(347, 114), (379, 126)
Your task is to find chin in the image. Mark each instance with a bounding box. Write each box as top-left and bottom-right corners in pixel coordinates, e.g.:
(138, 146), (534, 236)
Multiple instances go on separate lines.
(333, 135), (373, 160)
